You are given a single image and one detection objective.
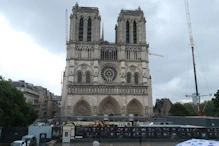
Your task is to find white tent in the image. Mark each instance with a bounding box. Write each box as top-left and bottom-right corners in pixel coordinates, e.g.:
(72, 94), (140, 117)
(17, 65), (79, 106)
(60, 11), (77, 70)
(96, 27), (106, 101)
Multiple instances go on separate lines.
(176, 139), (219, 146)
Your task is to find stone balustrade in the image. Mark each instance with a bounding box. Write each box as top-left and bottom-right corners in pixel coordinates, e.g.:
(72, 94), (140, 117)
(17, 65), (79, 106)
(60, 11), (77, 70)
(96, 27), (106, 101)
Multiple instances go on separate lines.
(68, 84), (147, 95)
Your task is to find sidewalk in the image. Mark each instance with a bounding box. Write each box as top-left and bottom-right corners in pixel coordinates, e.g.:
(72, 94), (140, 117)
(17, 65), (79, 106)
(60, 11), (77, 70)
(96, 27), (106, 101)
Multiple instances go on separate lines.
(55, 142), (150, 146)
(54, 141), (179, 146)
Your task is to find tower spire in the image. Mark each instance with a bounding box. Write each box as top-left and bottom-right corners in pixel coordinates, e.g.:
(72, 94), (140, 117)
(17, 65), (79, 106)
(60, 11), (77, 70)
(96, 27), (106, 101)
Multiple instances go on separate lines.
(102, 23), (104, 41)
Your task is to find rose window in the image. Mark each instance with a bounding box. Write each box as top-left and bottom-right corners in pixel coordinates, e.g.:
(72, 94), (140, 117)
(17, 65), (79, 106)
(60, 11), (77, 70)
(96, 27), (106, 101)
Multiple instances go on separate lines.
(101, 66), (117, 82)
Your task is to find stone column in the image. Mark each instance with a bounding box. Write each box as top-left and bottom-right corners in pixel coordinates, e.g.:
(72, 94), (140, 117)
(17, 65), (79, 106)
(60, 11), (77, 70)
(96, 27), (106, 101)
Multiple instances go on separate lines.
(94, 44), (99, 84)
(147, 78), (153, 116)
(69, 60), (75, 82)
(137, 22), (143, 44)
(83, 19), (88, 41)
(130, 21), (133, 44)
(70, 14), (77, 41)
(142, 18), (146, 43)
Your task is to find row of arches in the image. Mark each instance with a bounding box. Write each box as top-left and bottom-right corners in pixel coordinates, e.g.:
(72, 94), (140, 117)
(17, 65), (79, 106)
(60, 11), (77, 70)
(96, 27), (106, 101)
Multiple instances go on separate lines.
(76, 46), (93, 59)
(73, 96), (144, 115)
(100, 47), (118, 60)
(125, 48), (141, 60)
(79, 18), (92, 41)
(126, 21), (137, 43)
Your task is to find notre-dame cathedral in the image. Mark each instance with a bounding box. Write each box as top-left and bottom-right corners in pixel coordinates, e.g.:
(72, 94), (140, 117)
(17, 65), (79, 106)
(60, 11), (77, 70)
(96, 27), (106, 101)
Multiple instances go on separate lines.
(61, 3), (153, 118)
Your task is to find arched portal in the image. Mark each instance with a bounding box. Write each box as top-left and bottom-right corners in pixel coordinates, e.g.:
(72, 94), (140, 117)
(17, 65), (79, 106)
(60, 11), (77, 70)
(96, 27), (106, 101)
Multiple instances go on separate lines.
(73, 99), (92, 116)
(98, 96), (121, 115)
(126, 99), (143, 115)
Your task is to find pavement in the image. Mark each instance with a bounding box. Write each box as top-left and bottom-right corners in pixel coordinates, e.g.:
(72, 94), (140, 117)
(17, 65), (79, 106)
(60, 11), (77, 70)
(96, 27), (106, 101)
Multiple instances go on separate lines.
(55, 142), (179, 146)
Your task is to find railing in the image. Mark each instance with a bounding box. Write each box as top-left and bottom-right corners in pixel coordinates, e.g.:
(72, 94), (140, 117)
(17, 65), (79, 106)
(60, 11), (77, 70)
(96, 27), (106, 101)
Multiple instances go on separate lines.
(75, 126), (217, 140)
(67, 84), (147, 95)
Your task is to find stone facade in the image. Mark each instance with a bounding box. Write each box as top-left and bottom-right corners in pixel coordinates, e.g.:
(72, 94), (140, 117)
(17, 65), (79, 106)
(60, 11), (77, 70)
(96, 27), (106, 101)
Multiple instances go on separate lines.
(61, 3), (153, 117)
(12, 80), (40, 117)
(12, 80), (60, 119)
(154, 98), (173, 116)
(37, 86), (61, 119)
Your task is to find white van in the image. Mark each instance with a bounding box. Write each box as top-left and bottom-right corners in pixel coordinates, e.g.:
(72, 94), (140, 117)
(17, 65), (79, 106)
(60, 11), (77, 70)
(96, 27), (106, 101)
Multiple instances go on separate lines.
(11, 140), (27, 146)
(21, 135), (36, 146)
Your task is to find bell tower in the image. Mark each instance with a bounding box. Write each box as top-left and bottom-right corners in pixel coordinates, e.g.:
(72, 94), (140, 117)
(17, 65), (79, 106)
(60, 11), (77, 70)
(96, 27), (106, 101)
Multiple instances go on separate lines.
(69, 3), (101, 42)
(116, 7), (146, 44)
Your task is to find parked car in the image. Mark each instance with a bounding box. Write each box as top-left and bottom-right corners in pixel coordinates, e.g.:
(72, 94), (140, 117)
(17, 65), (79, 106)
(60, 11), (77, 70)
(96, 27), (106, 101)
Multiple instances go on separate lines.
(11, 140), (27, 146)
(21, 135), (36, 146)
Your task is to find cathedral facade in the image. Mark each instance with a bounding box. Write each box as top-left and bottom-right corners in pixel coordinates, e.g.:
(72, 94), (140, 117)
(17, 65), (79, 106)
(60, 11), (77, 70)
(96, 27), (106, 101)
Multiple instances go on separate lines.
(61, 3), (153, 117)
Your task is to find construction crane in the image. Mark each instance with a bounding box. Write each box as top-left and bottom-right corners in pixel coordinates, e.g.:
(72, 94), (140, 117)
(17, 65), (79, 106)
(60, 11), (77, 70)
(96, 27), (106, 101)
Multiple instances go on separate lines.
(184, 0), (211, 115)
(149, 52), (164, 57)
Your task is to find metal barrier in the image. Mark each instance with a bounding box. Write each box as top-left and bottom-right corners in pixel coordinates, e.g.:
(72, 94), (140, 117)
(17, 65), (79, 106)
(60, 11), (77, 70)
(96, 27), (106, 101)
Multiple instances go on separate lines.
(75, 126), (219, 140)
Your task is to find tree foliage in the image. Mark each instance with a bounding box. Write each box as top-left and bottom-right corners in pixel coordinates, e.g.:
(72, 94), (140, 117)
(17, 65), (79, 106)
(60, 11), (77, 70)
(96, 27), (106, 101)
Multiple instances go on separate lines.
(0, 77), (38, 127)
(212, 90), (219, 116)
(170, 102), (189, 116)
(182, 101), (216, 116)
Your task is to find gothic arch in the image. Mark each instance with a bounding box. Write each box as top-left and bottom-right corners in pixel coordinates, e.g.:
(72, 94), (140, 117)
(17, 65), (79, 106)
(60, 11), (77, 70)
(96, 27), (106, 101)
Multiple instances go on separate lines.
(74, 63), (94, 74)
(133, 21), (137, 43)
(98, 96), (121, 115)
(79, 17), (84, 41)
(126, 72), (131, 83)
(126, 99), (143, 115)
(126, 20), (130, 43)
(87, 18), (92, 41)
(77, 71), (82, 83)
(87, 15), (94, 20)
(85, 71), (91, 83)
(134, 72), (139, 84)
(125, 65), (142, 77)
(73, 99), (92, 116)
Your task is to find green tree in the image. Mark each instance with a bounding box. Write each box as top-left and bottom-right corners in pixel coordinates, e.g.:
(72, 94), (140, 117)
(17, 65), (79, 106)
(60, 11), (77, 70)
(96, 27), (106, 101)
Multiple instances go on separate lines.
(182, 101), (216, 116)
(0, 77), (38, 127)
(212, 90), (219, 116)
(200, 100), (216, 116)
(183, 102), (197, 116)
(170, 102), (189, 116)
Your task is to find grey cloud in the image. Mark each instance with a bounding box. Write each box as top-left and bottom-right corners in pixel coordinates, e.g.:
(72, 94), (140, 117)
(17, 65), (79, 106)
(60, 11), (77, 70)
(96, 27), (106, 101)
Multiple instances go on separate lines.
(0, 0), (218, 102)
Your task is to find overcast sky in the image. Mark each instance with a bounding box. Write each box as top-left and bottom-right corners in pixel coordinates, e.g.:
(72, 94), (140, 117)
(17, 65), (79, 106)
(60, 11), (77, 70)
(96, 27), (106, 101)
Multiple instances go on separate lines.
(0, 0), (218, 104)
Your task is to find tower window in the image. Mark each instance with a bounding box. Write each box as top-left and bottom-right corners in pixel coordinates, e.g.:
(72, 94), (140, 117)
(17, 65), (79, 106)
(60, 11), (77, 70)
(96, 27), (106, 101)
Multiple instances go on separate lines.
(133, 21), (137, 43)
(127, 72), (131, 83)
(134, 72), (139, 84)
(79, 18), (84, 41)
(77, 71), (82, 83)
(87, 18), (92, 41)
(86, 72), (91, 83)
(126, 21), (130, 43)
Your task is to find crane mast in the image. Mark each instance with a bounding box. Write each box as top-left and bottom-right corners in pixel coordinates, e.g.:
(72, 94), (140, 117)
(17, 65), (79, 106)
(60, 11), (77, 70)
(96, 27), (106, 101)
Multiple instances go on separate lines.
(184, 0), (201, 115)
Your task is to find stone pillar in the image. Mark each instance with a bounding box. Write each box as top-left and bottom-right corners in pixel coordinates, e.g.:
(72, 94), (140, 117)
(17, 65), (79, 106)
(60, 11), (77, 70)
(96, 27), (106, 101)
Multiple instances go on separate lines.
(69, 60), (75, 82)
(70, 14), (77, 41)
(94, 17), (101, 41)
(142, 62), (147, 84)
(118, 20), (125, 43)
(120, 61), (125, 83)
(91, 18), (95, 41)
(130, 21), (133, 44)
(147, 78), (153, 116)
(142, 18), (146, 43)
(83, 19), (88, 41)
(69, 15), (73, 41)
(93, 44), (99, 84)
(141, 46), (147, 61)
(137, 22), (142, 44)
(120, 45), (125, 60)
